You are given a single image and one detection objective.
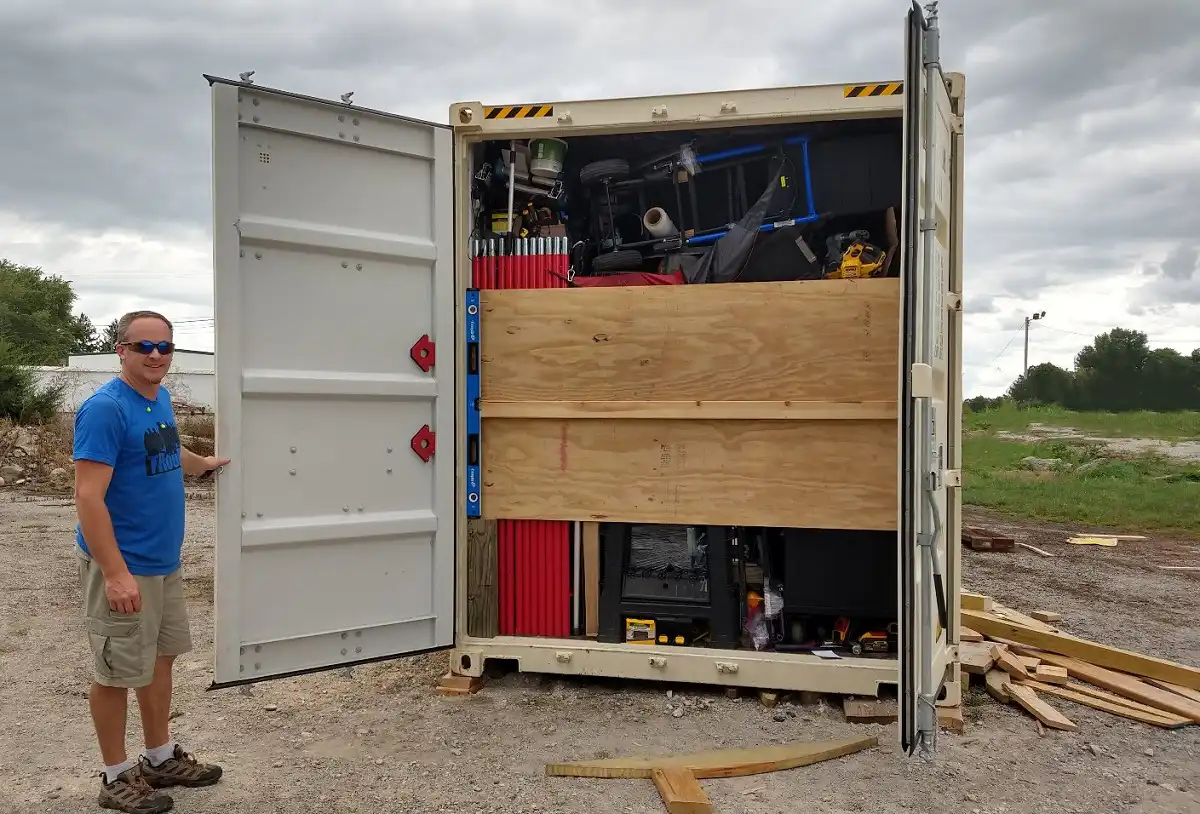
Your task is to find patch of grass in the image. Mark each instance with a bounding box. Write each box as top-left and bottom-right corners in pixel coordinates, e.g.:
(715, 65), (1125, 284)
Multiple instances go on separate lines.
(966, 403), (1200, 440)
(963, 435), (1200, 535)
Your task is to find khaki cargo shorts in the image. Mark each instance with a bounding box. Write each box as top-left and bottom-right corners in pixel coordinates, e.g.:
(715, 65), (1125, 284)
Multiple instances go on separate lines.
(77, 547), (193, 689)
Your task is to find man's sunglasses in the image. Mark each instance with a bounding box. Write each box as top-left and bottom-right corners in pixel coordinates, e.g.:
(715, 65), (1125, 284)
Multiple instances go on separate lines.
(119, 340), (175, 355)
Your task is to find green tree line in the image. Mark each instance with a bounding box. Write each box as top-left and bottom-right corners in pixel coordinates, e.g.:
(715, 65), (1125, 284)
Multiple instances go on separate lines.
(967, 327), (1200, 413)
(0, 258), (121, 421)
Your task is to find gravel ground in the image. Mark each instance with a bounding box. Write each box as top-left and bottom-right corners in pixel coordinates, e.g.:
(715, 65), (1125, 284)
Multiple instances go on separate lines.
(1, 494), (1198, 814)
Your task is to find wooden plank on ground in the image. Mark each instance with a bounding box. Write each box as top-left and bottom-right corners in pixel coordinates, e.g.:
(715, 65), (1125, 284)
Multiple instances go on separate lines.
(437, 673), (485, 696)
(938, 706), (965, 734)
(1015, 678), (1190, 729)
(994, 646), (1032, 680)
(1059, 680), (1195, 722)
(1005, 649), (1200, 724)
(544, 736), (878, 779)
(582, 522), (600, 638)
(1006, 684), (1077, 731)
(466, 519), (499, 638)
(843, 697), (897, 724)
(1031, 610), (1063, 623)
(962, 609), (1200, 692)
(985, 669), (1013, 703)
(1017, 542), (1055, 557)
(961, 593), (993, 612)
(1145, 678), (1200, 705)
(992, 605), (1061, 633)
(1034, 665), (1068, 685)
(1018, 655), (1042, 671)
(482, 418), (897, 528)
(959, 641), (996, 675)
(960, 627), (984, 642)
(651, 767), (712, 814)
(479, 279), (900, 404)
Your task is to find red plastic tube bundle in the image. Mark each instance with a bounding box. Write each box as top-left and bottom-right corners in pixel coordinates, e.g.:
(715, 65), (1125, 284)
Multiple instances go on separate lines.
(475, 235), (572, 638)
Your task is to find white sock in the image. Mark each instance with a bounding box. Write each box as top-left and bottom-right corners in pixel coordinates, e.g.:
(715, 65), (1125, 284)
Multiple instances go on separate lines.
(144, 741), (177, 767)
(104, 759), (137, 784)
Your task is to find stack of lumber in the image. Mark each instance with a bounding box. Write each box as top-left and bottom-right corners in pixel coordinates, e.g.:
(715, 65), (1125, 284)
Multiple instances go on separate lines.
(959, 592), (1200, 732)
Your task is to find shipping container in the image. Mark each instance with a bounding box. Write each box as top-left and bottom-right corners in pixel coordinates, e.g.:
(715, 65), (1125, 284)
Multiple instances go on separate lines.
(205, 4), (964, 754)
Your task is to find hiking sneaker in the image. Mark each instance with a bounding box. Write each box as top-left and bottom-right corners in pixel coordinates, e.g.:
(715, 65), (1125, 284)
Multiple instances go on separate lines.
(98, 765), (174, 813)
(140, 745), (223, 788)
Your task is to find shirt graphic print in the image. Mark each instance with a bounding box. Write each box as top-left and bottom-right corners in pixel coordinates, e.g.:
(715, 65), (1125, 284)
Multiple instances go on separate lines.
(143, 420), (182, 477)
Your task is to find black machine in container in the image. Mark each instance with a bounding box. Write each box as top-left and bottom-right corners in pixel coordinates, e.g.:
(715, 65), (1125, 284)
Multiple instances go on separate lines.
(778, 528), (899, 652)
(597, 524), (741, 648)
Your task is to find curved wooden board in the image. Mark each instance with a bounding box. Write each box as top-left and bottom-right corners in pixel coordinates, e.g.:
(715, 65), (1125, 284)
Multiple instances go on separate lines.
(544, 736), (878, 779)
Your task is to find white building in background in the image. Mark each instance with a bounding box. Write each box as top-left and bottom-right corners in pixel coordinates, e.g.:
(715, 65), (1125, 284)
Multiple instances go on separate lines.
(31, 349), (215, 413)
(65, 350), (215, 374)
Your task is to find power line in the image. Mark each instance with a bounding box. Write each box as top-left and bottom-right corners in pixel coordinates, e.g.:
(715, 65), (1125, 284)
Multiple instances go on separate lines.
(984, 326), (1024, 369)
(1036, 323), (1200, 344)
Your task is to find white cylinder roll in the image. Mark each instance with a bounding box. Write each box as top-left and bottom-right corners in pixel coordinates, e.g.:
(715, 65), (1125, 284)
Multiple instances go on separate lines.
(642, 206), (677, 238)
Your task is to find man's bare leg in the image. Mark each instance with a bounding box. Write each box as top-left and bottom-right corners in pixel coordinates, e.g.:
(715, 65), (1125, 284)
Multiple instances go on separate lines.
(135, 655), (175, 754)
(89, 683), (130, 767)
(135, 653), (223, 788)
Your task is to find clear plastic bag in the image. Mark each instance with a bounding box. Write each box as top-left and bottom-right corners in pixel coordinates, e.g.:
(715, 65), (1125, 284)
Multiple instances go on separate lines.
(744, 591), (770, 651)
(763, 585), (784, 620)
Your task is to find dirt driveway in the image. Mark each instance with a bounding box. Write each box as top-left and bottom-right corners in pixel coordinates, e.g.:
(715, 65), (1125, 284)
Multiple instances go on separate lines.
(1, 494), (1197, 814)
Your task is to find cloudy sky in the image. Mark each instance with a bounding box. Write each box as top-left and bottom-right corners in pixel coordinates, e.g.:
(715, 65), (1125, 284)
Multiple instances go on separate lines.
(2, 0), (1198, 395)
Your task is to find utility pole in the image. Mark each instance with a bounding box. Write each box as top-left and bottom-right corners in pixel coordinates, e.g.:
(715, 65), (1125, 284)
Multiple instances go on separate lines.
(1023, 310), (1046, 374)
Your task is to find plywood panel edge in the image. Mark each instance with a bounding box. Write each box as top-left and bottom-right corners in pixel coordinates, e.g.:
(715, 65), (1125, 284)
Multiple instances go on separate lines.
(480, 400), (897, 421)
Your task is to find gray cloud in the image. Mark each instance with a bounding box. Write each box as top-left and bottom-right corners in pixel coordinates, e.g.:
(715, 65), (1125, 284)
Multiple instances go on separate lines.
(1131, 243), (1200, 314)
(964, 295), (1000, 315)
(2, 0), (1200, 397)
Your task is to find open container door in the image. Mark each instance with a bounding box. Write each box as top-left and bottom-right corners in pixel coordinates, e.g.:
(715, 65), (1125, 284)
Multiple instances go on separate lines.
(898, 1), (953, 757)
(206, 75), (455, 688)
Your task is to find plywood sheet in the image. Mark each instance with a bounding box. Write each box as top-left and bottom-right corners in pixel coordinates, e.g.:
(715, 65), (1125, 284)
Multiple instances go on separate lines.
(482, 418), (897, 528)
(480, 279), (899, 404)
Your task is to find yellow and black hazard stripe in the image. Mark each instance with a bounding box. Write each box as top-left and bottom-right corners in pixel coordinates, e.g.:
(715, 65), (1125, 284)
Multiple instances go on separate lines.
(843, 82), (904, 97)
(484, 104), (554, 120)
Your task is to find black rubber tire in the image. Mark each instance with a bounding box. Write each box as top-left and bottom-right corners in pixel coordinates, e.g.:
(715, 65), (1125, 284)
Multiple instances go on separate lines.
(591, 249), (643, 273)
(579, 159), (630, 185)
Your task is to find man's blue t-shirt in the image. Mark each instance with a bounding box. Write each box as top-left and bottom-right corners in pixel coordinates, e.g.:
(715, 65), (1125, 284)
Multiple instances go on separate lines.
(73, 378), (186, 576)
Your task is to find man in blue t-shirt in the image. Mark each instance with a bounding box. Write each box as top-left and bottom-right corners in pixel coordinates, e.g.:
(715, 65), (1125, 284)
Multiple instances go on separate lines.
(73, 310), (229, 813)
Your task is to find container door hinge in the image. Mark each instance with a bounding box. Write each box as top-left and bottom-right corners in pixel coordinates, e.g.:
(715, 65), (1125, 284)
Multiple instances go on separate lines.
(942, 469), (961, 488)
(409, 334), (435, 372)
(910, 363), (934, 399)
(410, 425), (436, 462)
(922, 2), (941, 65)
(946, 293), (962, 311)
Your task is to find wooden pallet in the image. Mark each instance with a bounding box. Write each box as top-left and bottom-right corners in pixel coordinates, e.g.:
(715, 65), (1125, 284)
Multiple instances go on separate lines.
(963, 526), (1015, 552)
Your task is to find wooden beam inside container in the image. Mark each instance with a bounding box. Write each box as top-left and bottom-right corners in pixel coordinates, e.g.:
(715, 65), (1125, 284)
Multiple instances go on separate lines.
(479, 278), (899, 404)
(465, 519), (498, 638)
(482, 418), (897, 529)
